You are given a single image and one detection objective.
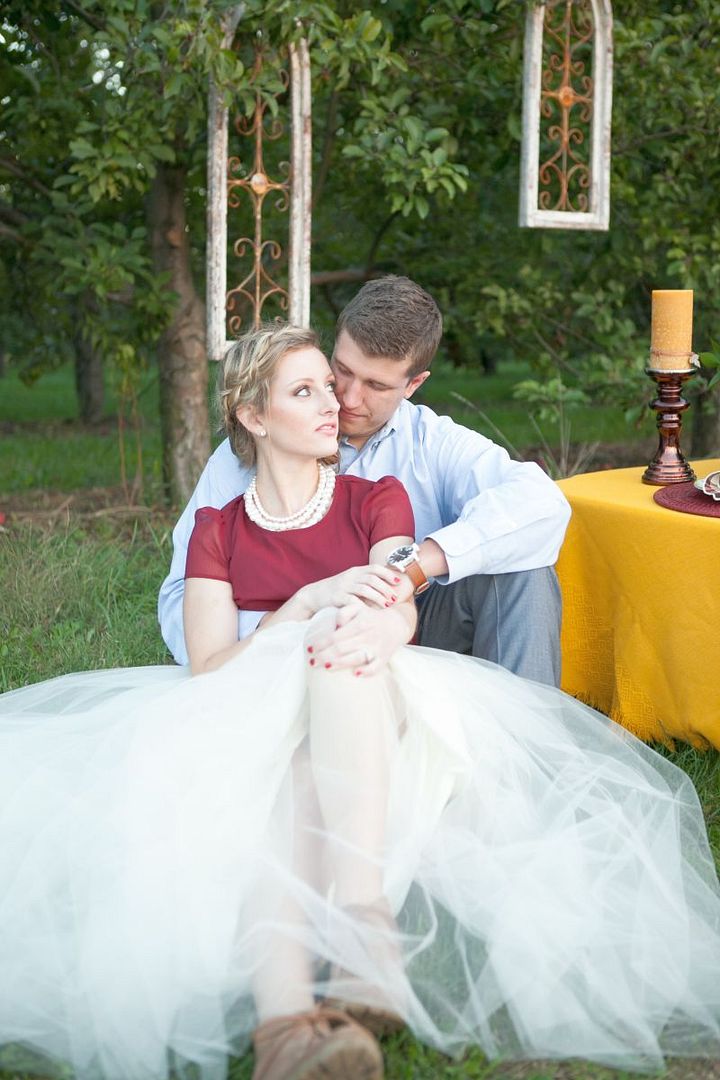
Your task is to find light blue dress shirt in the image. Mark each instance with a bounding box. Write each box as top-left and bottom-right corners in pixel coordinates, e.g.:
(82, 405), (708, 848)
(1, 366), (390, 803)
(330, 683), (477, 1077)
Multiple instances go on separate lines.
(158, 399), (570, 664)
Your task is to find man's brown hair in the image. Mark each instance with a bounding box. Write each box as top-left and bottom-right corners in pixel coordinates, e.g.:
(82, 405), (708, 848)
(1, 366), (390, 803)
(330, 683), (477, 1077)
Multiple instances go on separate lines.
(336, 275), (443, 378)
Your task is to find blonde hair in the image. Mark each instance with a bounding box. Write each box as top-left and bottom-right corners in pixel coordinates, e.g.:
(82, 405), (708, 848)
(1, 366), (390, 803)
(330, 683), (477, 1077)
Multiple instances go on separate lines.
(219, 323), (323, 466)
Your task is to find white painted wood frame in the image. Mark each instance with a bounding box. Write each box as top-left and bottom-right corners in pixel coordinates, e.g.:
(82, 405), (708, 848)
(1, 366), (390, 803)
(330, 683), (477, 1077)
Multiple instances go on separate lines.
(206, 30), (312, 360)
(288, 38), (312, 328)
(206, 9), (242, 362)
(519, 0), (613, 231)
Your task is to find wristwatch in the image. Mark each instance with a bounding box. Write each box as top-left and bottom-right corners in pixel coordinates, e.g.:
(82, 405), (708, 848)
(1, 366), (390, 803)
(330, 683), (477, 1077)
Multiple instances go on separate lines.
(385, 543), (430, 596)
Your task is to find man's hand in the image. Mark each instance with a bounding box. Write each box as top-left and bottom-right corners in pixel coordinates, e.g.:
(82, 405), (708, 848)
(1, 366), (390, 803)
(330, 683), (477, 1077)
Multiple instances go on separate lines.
(306, 600), (416, 676)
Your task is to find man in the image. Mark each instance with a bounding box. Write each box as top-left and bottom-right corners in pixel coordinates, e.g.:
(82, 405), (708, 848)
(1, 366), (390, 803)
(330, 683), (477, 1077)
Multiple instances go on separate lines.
(159, 275), (571, 684)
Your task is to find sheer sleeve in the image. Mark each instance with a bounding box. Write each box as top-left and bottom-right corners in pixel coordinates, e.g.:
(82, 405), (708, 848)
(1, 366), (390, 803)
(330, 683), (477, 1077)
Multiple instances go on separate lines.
(184, 507), (231, 582)
(362, 476), (415, 547)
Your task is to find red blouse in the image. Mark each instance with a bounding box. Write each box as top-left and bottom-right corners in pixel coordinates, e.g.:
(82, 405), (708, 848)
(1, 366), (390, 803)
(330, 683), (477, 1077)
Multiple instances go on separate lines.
(185, 474), (415, 612)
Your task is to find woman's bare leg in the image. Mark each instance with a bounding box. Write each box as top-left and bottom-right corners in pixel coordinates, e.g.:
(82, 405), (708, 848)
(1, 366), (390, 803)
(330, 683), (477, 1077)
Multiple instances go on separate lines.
(252, 662), (402, 1020)
(251, 744), (326, 1022)
(308, 667), (399, 909)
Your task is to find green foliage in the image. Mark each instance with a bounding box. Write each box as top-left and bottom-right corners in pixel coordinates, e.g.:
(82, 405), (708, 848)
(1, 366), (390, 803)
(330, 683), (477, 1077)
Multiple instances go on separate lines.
(3, 0), (720, 457)
(698, 346), (720, 393)
(0, 0), (476, 426)
(311, 0), (720, 451)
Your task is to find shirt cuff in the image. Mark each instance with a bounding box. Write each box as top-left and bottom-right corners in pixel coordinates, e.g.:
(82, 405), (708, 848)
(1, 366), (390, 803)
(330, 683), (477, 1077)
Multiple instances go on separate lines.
(425, 521), (484, 585)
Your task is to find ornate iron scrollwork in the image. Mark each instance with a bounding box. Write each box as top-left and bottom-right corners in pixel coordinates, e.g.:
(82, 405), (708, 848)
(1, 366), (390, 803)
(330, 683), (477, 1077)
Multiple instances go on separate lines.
(226, 53), (290, 334)
(520, 0), (613, 231)
(206, 30), (312, 360)
(539, 0), (593, 213)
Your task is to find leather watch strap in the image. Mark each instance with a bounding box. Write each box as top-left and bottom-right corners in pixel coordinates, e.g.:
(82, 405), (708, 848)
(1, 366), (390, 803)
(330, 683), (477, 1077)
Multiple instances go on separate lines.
(403, 559), (430, 595)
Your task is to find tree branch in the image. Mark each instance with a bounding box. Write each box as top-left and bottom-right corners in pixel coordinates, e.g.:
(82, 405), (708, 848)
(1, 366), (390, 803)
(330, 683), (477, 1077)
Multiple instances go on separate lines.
(222, 4), (245, 40)
(59, 0), (107, 32)
(614, 127), (715, 154)
(0, 203), (30, 228)
(0, 156), (53, 197)
(365, 210), (399, 269)
(24, 21), (63, 79)
(0, 222), (25, 244)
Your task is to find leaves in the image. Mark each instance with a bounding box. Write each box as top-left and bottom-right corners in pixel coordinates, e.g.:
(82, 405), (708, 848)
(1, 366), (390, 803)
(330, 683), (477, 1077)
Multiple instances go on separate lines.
(4, 0), (720, 457)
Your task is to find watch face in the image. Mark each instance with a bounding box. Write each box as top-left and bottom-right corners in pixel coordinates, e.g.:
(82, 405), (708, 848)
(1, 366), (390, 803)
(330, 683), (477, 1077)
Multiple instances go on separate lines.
(387, 545), (415, 566)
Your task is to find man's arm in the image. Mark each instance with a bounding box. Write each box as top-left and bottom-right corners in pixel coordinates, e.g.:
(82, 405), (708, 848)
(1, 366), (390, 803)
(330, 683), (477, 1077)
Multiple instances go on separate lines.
(416, 410), (571, 582)
(158, 439), (251, 664)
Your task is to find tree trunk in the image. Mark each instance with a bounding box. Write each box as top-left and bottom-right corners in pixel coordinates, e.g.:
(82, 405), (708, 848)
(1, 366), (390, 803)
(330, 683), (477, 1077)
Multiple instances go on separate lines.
(147, 164), (209, 506)
(73, 314), (105, 424)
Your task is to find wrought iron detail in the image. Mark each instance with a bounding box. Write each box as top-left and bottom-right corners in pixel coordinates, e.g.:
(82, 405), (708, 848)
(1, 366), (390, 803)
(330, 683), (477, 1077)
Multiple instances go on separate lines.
(206, 26), (313, 360)
(519, 0), (613, 232)
(226, 53), (290, 335)
(538, 0), (593, 212)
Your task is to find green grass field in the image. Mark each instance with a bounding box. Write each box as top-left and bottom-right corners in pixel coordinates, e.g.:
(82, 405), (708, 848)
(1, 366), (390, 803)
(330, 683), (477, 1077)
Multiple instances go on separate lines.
(0, 363), (717, 1080)
(0, 360), (655, 497)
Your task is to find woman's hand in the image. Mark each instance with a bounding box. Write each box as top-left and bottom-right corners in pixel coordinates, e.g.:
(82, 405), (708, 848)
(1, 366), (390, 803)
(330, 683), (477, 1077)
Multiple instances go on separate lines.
(299, 564), (412, 616)
(306, 598), (416, 677)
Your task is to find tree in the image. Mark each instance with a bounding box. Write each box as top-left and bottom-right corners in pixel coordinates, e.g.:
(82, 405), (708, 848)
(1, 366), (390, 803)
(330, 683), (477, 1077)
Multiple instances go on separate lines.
(312, 0), (720, 455)
(4, 0), (719, 495)
(1, 1), (471, 502)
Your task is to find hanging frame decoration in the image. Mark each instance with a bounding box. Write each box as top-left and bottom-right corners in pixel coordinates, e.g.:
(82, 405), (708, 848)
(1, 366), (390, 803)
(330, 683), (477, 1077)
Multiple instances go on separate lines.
(519, 0), (613, 231)
(206, 18), (312, 361)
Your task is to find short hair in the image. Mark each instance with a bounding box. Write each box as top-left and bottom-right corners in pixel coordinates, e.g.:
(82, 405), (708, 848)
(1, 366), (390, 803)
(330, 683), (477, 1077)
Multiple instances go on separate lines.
(219, 323), (321, 466)
(335, 275), (443, 378)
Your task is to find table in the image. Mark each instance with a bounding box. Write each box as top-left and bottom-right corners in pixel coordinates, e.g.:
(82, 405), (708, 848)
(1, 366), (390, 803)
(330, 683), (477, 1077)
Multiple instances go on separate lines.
(556, 459), (720, 750)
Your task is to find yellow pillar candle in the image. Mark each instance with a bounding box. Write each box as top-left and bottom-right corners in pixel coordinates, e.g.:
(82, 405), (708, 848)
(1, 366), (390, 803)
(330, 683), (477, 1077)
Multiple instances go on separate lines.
(650, 289), (694, 370)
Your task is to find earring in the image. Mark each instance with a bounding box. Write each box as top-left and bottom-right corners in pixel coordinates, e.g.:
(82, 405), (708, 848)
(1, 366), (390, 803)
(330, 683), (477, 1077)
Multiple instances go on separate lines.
(259, 429), (267, 437)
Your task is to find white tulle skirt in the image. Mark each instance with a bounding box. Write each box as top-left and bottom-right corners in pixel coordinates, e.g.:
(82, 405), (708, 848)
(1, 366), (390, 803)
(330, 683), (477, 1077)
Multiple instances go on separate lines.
(1, 617), (720, 1080)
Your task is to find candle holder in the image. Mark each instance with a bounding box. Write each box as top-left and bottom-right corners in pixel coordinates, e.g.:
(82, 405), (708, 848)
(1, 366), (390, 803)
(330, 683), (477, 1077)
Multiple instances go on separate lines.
(642, 365), (697, 485)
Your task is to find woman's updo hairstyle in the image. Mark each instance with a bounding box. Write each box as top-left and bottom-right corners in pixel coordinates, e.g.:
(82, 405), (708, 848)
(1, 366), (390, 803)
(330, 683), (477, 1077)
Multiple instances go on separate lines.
(219, 323), (321, 466)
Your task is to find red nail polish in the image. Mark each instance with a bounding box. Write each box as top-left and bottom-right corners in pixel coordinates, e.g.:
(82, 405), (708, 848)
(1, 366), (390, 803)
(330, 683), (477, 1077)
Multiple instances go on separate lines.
(354, 670), (363, 677)
(384, 602), (390, 608)
(309, 658), (316, 666)
(307, 646), (314, 654)
(324, 662), (332, 669)
(391, 595), (397, 602)
(393, 577), (401, 584)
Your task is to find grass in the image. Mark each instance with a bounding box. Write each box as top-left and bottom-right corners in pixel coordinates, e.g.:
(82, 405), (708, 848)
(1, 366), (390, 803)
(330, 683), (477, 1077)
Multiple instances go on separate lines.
(0, 518), (173, 692)
(0, 367), (165, 497)
(0, 361), (654, 498)
(417, 360), (656, 461)
(0, 363), (718, 1080)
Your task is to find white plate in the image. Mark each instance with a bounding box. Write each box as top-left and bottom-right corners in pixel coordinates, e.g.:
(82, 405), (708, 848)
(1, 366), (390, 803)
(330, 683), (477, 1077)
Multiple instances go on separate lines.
(694, 471), (720, 500)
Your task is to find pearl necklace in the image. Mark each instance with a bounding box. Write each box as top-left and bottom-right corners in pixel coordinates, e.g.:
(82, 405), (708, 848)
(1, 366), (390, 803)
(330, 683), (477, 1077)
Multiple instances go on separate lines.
(244, 464), (336, 532)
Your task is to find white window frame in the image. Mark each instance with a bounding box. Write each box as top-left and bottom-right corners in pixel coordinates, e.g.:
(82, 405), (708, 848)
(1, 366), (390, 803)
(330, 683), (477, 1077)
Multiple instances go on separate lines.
(206, 20), (312, 361)
(519, 0), (613, 231)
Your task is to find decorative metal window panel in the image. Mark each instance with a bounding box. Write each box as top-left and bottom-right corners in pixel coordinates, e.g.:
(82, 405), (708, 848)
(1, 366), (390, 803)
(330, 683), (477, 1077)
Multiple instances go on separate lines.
(519, 0), (613, 230)
(206, 19), (312, 361)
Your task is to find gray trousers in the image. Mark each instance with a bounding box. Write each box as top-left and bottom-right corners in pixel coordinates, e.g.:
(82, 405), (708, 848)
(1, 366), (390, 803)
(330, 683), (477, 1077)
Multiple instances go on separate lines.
(415, 566), (562, 687)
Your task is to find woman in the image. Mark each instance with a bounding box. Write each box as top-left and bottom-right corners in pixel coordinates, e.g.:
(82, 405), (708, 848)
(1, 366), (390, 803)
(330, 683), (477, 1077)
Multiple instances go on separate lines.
(1, 324), (720, 1080)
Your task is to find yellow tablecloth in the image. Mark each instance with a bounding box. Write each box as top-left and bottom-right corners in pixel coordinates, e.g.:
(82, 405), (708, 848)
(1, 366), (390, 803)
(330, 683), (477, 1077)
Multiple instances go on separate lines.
(557, 459), (720, 750)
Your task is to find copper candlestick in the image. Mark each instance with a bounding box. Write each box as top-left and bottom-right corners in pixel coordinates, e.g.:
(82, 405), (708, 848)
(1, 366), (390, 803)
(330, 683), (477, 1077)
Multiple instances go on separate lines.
(642, 366), (696, 485)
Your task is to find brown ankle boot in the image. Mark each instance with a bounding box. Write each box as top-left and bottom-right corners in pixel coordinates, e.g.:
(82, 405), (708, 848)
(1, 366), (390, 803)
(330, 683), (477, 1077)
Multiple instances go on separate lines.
(252, 1004), (384, 1080)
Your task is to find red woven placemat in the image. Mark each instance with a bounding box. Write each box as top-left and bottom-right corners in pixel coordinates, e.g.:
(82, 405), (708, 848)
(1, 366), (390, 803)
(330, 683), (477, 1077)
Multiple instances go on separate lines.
(653, 480), (720, 518)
